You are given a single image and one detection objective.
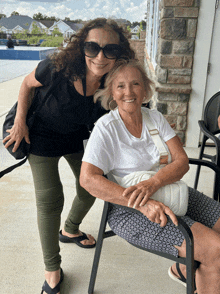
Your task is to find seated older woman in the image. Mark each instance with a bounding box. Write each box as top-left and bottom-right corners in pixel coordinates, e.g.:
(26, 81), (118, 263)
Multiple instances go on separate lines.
(80, 59), (220, 294)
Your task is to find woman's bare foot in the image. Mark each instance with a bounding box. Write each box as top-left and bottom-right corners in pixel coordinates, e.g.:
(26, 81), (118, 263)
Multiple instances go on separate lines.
(43, 269), (61, 294)
(61, 229), (96, 246)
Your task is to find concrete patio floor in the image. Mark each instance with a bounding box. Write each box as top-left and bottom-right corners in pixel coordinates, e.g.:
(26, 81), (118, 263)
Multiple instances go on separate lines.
(0, 71), (217, 294)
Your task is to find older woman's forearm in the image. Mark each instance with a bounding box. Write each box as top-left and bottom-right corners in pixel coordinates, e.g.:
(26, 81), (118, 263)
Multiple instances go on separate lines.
(154, 157), (189, 189)
(80, 170), (178, 226)
(152, 135), (189, 190)
(80, 172), (129, 206)
(80, 162), (178, 226)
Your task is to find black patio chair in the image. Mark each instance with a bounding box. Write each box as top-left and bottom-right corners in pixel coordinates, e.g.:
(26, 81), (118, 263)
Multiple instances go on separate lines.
(194, 91), (220, 200)
(88, 158), (220, 294)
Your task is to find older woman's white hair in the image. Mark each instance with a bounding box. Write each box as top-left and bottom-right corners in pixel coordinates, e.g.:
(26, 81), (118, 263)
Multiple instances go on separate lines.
(94, 59), (155, 110)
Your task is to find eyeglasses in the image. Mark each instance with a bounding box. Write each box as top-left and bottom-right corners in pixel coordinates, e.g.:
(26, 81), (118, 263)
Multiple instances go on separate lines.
(84, 42), (122, 59)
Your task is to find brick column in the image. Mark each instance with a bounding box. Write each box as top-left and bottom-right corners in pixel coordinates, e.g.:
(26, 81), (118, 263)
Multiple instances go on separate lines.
(129, 39), (146, 65)
(154, 0), (200, 143)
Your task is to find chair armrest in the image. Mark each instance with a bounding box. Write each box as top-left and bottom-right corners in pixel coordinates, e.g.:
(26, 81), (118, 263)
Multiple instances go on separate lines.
(113, 203), (193, 247)
(189, 158), (220, 174)
(112, 159), (220, 233)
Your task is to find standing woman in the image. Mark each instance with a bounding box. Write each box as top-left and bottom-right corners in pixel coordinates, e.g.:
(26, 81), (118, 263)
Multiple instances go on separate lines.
(3, 18), (135, 294)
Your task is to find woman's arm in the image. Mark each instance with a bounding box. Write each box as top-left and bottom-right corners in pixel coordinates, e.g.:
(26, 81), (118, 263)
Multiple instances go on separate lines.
(123, 135), (189, 208)
(3, 68), (43, 152)
(80, 162), (178, 227)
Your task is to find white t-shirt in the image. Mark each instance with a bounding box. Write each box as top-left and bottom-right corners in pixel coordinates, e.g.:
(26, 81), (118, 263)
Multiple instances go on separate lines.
(82, 107), (176, 181)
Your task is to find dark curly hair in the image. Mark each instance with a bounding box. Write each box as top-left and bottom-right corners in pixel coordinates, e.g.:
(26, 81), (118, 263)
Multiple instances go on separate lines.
(51, 18), (136, 82)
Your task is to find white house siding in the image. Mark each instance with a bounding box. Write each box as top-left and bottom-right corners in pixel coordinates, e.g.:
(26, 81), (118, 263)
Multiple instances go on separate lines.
(50, 20), (70, 35)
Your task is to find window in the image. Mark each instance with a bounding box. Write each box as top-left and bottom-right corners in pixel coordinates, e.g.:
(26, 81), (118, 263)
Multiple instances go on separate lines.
(146, 0), (160, 69)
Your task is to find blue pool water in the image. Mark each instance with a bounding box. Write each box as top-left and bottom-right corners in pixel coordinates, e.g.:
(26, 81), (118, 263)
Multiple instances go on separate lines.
(0, 46), (56, 60)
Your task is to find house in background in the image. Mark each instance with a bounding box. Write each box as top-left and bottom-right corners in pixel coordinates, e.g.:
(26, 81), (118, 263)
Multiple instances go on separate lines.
(0, 15), (83, 37)
(48, 20), (83, 37)
(130, 24), (146, 40)
(130, 25), (140, 39)
(0, 15), (42, 34)
(37, 20), (55, 34)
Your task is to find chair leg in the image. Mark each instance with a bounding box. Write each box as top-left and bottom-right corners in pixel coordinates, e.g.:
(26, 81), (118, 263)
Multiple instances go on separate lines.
(186, 256), (195, 294)
(89, 204), (195, 293)
(214, 173), (220, 201)
(88, 202), (109, 294)
(181, 220), (195, 294)
(194, 137), (206, 190)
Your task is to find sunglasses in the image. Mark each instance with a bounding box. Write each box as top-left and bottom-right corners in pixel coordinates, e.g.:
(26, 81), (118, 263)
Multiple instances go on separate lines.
(84, 42), (122, 59)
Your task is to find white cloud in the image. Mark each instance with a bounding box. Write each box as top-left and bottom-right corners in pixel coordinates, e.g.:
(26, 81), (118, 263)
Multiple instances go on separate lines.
(53, 4), (72, 13)
(85, 0), (90, 8)
(1, 0), (16, 3)
(17, 0), (66, 2)
(1, 0), (147, 22)
(125, 0), (147, 21)
(68, 7), (98, 21)
(2, 2), (32, 17)
(119, 0), (127, 8)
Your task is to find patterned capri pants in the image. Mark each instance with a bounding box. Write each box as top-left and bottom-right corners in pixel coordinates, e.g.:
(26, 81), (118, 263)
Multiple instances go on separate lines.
(107, 187), (220, 257)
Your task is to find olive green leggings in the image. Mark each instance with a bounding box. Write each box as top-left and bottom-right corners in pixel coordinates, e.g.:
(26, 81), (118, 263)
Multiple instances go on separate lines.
(28, 153), (96, 271)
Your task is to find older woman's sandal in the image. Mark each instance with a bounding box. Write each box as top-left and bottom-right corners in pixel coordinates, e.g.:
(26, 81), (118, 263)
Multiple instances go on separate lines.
(59, 230), (96, 248)
(168, 263), (197, 292)
(41, 268), (64, 294)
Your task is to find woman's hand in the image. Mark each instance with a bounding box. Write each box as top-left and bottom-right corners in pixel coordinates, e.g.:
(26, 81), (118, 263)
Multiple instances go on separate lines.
(139, 199), (178, 227)
(3, 120), (30, 152)
(122, 177), (160, 208)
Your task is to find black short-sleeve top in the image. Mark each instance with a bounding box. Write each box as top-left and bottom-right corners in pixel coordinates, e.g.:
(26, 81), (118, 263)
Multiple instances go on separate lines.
(29, 58), (108, 157)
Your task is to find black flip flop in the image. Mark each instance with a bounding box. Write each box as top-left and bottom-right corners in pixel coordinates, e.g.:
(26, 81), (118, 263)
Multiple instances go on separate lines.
(41, 268), (64, 294)
(168, 263), (197, 292)
(59, 230), (96, 248)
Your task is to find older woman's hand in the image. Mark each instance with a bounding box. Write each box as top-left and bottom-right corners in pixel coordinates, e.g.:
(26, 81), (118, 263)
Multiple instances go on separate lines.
(122, 177), (160, 208)
(139, 199), (178, 227)
(3, 121), (30, 152)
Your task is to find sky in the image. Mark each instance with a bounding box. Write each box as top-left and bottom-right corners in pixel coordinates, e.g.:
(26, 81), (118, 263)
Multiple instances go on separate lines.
(0, 0), (148, 23)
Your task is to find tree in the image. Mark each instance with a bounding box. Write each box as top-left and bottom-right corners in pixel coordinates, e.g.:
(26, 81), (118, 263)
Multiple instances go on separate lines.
(31, 22), (42, 34)
(33, 13), (59, 21)
(71, 19), (83, 23)
(140, 20), (146, 31)
(64, 17), (70, 22)
(139, 22), (143, 31)
(47, 16), (59, 21)
(52, 26), (63, 37)
(131, 21), (139, 27)
(0, 14), (6, 20)
(33, 13), (44, 20)
(15, 30), (28, 40)
(11, 11), (19, 16)
(40, 36), (64, 47)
